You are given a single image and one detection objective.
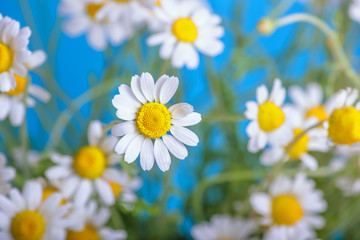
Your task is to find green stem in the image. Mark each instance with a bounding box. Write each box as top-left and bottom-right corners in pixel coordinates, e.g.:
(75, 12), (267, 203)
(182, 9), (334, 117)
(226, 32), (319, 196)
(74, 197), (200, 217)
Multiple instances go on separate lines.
(20, 77), (31, 178)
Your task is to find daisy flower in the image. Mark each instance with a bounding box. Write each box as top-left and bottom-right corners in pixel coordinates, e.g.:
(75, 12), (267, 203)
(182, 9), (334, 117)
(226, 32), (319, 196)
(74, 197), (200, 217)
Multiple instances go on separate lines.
(250, 173), (327, 240)
(45, 120), (123, 206)
(146, 0), (224, 69)
(245, 79), (292, 153)
(327, 88), (360, 145)
(12, 147), (42, 167)
(0, 181), (73, 240)
(59, 0), (133, 50)
(111, 72), (201, 172)
(0, 153), (15, 195)
(289, 83), (335, 123)
(66, 201), (127, 240)
(260, 117), (329, 170)
(0, 14), (31, 92)
(191, 214), (256, 240)
(0, 50), (50, 126)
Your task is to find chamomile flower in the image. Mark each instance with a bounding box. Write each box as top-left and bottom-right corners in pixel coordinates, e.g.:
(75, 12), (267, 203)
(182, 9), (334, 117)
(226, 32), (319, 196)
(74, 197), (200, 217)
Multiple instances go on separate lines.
(146, 0), (224, 69)
(0, 181), (72, 240)
(59, 0), (132, 50)
(349, 0), (360, 23)
(0, 153), (15, 195)
(111, 72), (201, 172)
(260, 117), (329, 170)
(289, 83), (334, 122)
(191, 214), (256, 240)
(12, 147), (42, 167)
(327, 88), (360, 145)
(0, 50), (50, 126)
(245, 79), (292, 153)
(250, 173), (327, 240)
(0, 14), (31, 92)
(66, 201), (127, 240)
(45, 120), (123, 206)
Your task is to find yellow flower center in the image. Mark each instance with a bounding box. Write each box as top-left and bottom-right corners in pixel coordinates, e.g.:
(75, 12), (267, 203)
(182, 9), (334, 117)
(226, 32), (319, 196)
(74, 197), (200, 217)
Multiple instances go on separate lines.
(86, 3), (104, 19)
(155, 0), (161, 6)
(66, 224), (100, 240)
(287, 128), (309, 159)
(115, 0), (131, 2)
(42, 187), (66, 205)
(136, 102), (172, 139)
(328, 106), (360, 145)
(0, 42), (13, 73)
(10, 210), (45, 240)
(172, 18), (198, 43)
(257, 101), (285, 132)
(305, 105), (327, 121)
(73, 146), (106, 180)
(272, 195), (303, 226)
(108, 181), (123, 197)
(6, 75), (27, 95)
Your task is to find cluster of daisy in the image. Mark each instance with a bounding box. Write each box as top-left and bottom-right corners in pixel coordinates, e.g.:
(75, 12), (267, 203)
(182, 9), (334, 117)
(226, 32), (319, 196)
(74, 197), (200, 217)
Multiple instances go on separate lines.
(59, 0), (224, 69)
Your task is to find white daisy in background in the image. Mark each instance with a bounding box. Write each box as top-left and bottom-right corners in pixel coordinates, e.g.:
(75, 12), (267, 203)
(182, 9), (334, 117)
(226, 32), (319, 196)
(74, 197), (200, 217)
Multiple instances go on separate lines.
(0, 153), (15, 194)
(111, 72), (201, 172)
(0, 181), (73, 240)
(260, 117), (329, 170)
(59, 0), (133, 50)
(45, 120), (127, 206)
(0, 14), (31, 92)
(349, 0), (360, 23)
(146, 0), (224, 69)
(245, 79), (292, 153)
(250, 173), (327, 240)
(66, 201), (127, 240)
(0, 50), (50, 126)
(12, 147), (42, 167)
(191, 214), (257, 240)
(289, 83), (335, 123)
(327, 88), (360, 145)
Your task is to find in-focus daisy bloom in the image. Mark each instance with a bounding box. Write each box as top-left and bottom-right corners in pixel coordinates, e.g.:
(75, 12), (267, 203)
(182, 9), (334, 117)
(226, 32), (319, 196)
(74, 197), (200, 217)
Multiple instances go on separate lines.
(191, 214), (256, 240)
(0, 181), (72, 240)
(146, 0), (224, 69)
(45, 120), (123, 206)
(0, 153), (15, 194)
(250, 173), (327, 240)
(245, 79), (292, 153)
(0, 14), (31, 92)
(112, 72), (201, 172)
(59, 0), (133, 50)
(0, 50), (50, 126)
(327, 88), (360, 145)
(66, 201), (127, 240)
(261, 118), (329, 170)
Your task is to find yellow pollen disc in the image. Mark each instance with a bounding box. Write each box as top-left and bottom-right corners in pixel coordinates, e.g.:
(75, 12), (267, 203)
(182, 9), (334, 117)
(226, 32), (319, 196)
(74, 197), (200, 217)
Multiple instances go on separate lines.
(108, 181), (123, 197)
(6, 75), (27, 95)
(272, 195), (303, 226)
(73, 146), (106, 180)
(86, 3), (104, 19)
(328, 106), (360, 145)
(0, 42), (13, 73)
(287, 128), (309, 159)
(305, 105), (327, 122)
(257, 101), (285, 132)
(115, 0), (131, 2)
(172, 18), (198, 43)
(136, 102), (172, 139)
(11, 210), (45, 240)
(42, 187), (66, 205)
(155, 0), (161, 6)
(66, 224), (100, 240)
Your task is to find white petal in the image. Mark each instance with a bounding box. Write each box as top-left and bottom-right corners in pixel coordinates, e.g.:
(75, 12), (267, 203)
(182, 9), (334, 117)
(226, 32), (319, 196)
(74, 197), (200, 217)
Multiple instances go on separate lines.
(74, 179), (92, 207)
(95, 178), (114, 205)
(25, 50), (47, 69)
(124, 135), (145, 163)
(170, 126), (199, 146)
(171, 112), (201, 127)
(114, 133), (138, 155)
(87, 25), (107, 51)
(88, 120), (103, 146)
(131, 75), (147, 104)
(28, 85), (51, 103)
(23, 181), (42, 210)
(111, 121), (136, 137)
(140, 138), (155, 171)
(162, 134), (188, 160)
(154, 139), (171, 172)
(250, 193), (271, 216)
(159, 76), (179, 104)
(155, 75), (169, 102)
(9, 100), (25, 127)
(45, 166), (71, 180)
(301, 153), (318, 171)
(169, 103), (194, 118)
(256, 85), (268, 104)
(0, 95), (10, 120)
(244, 101), (258, 120)
(140, 72), (155, 102)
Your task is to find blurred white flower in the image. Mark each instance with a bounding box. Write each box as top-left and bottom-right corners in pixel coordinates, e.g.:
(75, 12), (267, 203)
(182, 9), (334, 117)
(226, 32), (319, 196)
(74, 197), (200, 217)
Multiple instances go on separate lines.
(45, 120), (123, 206)
(146, 0), (224, 69)
(245, 79), (292, 153)
(112, 73), (201, 172)
(0, 153), (15, 195)
(191, 214), (257, 240)
(349, 0), (360, 23)
(0, 50), (50, 126)
(0, 14), (31, 92)
(250, 173), (327, 240)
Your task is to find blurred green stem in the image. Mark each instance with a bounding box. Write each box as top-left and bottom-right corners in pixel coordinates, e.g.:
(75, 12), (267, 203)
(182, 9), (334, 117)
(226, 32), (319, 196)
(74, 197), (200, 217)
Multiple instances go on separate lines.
(275, 13), (360, 88)
(202, 114), (245, 122)
(20, 77), (31, 178)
